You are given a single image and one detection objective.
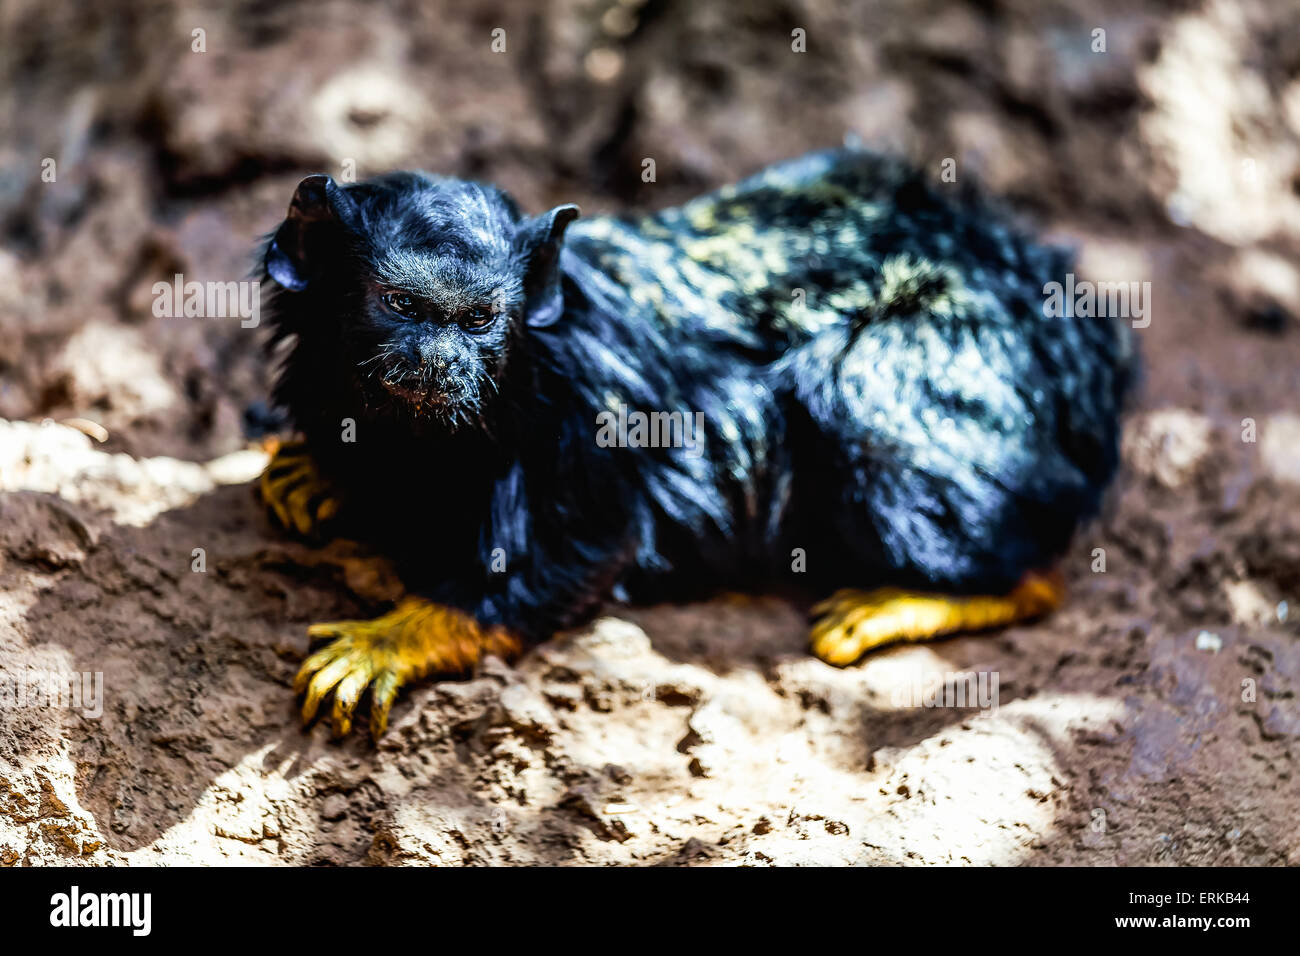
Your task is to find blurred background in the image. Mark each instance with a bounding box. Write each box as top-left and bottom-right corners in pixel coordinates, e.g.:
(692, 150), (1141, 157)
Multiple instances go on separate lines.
(2, 0), (1300, 866)
(2, 0), (1298, 462)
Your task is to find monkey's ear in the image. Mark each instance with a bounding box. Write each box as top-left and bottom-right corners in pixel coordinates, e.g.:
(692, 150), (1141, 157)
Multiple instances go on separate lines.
(515, 203), (580, 327)
(265, 174), (361, 291)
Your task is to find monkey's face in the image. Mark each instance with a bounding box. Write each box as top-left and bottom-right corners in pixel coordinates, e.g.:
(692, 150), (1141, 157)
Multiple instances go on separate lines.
(355, 235), (520, 428)
(265, 172), (578, 430)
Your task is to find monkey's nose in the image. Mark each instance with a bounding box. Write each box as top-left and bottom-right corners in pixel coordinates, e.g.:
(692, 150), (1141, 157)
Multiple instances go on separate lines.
(418, 337), (457, 372)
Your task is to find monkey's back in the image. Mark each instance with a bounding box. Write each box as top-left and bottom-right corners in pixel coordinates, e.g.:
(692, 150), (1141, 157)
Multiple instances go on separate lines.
(552, 147), (1135, 595)
(565, 148), (1077, 356)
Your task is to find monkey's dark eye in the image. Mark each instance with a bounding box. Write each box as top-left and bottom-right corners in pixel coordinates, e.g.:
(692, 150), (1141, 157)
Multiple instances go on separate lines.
(461, 306), (495, 331)
(382, 291), (419, 318)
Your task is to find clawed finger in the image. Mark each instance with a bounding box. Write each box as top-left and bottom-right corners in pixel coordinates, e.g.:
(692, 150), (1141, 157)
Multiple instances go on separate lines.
(299, 653), (356, 723)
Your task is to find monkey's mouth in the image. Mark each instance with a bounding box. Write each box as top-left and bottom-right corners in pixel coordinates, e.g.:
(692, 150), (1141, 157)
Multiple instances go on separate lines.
(378, 370), (472, 411)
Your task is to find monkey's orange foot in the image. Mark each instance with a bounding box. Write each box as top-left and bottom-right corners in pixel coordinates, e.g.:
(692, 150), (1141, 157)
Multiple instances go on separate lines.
(810, 570), (1064, 666)
(295, 597), (520, 738)
(259, 439), (342, 538)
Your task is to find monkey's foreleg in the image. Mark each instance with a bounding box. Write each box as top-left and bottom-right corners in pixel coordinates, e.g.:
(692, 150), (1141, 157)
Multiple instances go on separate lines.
(809, 570), (1064, 666)
(259, 438), (343, 537)
(296, 598), (521, 738)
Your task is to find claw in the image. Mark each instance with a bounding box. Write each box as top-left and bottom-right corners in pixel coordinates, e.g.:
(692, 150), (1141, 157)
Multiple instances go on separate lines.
(369, 671), (399, 739)
(299, 653), (354, 723)
(294, 597), (522, 739)
(810, 571), (1064, 666)
(284, 482), (319, 536)
(330, 670), (369, 737)
(259, 440), (342, 538)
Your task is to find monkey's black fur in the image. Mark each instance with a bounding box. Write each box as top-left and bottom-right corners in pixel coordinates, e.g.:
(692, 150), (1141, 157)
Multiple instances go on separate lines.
(263, 148), (1134, 643)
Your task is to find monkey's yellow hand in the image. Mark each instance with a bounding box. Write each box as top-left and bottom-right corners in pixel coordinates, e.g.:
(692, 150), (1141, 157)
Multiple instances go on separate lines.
(259, 438), (342, 537)
(810, 570), (1064, 666)
(296, 597), (521, 738)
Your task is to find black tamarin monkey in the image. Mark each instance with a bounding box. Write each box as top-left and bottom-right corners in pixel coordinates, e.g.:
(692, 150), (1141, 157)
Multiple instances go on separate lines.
(259, 147), (1134, 737)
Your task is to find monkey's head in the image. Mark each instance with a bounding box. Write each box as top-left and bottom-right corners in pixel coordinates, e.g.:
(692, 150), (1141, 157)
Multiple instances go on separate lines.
(264, 172), (578, 431)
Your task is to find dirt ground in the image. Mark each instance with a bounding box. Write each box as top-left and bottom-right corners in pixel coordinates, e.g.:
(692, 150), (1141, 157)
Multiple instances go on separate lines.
(1, 0), (1299, 865)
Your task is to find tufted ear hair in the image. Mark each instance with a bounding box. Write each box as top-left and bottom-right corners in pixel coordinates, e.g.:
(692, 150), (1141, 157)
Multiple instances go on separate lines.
(265, 174), (361, 291)
(514, 203), (580, 328)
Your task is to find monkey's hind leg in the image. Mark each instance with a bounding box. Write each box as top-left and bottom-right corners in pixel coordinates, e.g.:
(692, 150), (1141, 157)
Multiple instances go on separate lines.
(259, 438), (343, 537)
(810, 570), (1063, 666)
(296, 598), (521, 738)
